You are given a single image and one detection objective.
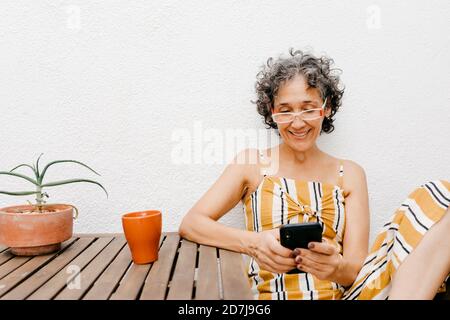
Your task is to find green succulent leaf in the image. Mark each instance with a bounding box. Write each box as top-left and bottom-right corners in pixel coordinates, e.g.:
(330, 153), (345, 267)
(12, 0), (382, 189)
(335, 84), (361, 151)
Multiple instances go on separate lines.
(35, 153), (44, 176)
(0, 171), (38, 186)
(9, 164), (38, 179)
(41, 178), (108, 198)
(0, 190), (40, 196)
(39, 160), (101, 184)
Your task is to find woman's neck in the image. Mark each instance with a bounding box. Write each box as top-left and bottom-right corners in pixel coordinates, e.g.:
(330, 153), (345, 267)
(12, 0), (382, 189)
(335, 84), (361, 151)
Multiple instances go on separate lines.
(279, 143), (325, 168)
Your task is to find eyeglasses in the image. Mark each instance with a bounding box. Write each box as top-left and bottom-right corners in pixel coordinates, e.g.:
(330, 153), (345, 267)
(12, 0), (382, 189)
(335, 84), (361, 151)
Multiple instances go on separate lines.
(272, 98), (327, 124)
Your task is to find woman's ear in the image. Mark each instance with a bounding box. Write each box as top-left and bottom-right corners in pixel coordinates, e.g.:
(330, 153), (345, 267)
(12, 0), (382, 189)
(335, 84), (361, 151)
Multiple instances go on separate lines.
(324, 106), (332, 118)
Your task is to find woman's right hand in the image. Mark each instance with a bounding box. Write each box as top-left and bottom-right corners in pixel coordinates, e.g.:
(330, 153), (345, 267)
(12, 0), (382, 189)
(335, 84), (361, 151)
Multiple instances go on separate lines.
(250, 228), (297, 274)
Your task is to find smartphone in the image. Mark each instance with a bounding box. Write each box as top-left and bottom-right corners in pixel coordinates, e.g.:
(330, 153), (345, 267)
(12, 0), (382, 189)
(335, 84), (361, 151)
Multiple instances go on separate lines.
(280, 222), (323, 274)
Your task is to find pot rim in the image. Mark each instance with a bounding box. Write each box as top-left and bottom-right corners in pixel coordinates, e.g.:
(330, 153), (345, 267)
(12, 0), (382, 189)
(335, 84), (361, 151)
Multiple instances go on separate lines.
(0, 203), (74, 216)
(122, 210), (161, 220)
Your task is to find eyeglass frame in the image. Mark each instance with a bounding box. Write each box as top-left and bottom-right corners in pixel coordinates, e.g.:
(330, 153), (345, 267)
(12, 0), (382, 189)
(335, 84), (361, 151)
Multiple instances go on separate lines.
(271, 97), (328, 124)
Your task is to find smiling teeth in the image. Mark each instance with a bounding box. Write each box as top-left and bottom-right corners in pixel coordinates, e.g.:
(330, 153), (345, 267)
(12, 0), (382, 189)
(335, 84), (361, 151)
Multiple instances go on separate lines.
(291, 131), (309, 137)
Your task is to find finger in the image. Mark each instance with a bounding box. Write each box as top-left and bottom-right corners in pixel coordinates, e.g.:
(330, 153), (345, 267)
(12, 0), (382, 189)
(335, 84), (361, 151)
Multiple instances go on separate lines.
(261, 257), (293, 274)
(264, 248), (296, 267)
(272, 255), (297, 268)
(321, 237), (337, 249)
(296, 249), (330, 265)
(297, 263), (325, 280)
(268, 228), (295, 257)
(259, 256), (281, 273)
(269, 239), (294, 258)
(297, 263), (312, 274)
(307, 241), (336, 255)
(297, 255), (326, 272)
(261, 248), (296, 267)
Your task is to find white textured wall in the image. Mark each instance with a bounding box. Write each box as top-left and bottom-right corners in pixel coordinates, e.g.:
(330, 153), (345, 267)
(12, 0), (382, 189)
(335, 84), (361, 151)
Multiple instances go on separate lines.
(0, 1), (449, 246)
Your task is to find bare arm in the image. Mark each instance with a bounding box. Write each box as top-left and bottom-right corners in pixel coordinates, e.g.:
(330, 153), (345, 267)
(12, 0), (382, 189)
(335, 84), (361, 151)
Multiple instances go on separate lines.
(179, 149), (296, 273)
(334, 160), (370, 286)
(179, 150), (255, 254)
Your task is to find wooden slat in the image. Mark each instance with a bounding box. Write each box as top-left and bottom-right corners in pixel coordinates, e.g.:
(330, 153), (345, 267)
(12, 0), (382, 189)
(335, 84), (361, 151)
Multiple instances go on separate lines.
(74, 233), (123, 238)
(195, 245), (220, 300)
(139, 233), (180, 300)
(0, 246), (7, 253)
(219, 249), (253, 300)
(0, 256), (32, 280)
(166, 239), (197, 300)
(54, 237), (126, 300)
(82, 244), (132, 300)
(27, 237), (113, 300)
(0, 238), (77, 298)
(1, 238), (95, 300)
(109, 234), (166, 300)
(109, 263), (151, 300)
(75, 232), (172, 238)
(0, 250), (14, 267)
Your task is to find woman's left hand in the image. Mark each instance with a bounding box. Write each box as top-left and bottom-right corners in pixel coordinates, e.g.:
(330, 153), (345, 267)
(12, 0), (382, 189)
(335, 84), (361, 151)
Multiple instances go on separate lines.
(293, 239), (344, 282)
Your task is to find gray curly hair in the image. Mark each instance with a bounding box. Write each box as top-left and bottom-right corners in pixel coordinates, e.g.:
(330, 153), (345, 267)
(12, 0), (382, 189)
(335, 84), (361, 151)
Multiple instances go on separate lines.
(254, 48), (344, 133)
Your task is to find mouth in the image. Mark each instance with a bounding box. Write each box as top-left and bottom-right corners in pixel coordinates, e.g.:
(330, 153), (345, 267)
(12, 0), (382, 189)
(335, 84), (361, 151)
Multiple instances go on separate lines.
(288, 129), (311, 140)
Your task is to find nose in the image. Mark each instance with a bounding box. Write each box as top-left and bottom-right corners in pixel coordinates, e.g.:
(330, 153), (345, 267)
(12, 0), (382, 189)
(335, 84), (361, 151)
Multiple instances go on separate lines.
(290, 115), (306, 128)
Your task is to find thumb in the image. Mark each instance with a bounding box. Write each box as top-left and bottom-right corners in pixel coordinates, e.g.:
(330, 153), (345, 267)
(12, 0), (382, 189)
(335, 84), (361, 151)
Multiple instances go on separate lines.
(322, 237), (340, 252)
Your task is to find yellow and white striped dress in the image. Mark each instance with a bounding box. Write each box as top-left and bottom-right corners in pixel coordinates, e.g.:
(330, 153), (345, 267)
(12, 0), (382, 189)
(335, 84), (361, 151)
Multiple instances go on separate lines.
(243, 162), (450, 300)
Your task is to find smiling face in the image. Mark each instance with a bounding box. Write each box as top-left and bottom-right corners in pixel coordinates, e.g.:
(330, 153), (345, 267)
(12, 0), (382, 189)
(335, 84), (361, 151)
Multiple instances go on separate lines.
(273, 74), (330, 152)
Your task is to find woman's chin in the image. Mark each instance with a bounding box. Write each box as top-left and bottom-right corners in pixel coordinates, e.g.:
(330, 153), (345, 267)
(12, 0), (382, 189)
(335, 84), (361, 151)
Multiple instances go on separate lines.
(280, 132), (315, 151)
(285, 139), (314, 152)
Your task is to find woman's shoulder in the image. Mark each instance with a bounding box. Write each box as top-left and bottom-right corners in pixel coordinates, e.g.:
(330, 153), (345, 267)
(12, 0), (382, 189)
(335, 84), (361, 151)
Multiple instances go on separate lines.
(340, 159), (366, 177)
(319, 154), (365, 175)
(338, 159), (367, 195)
(229, 148), (263, 180)
(231, 148), (272, 197)
(232, 148), (263, 166)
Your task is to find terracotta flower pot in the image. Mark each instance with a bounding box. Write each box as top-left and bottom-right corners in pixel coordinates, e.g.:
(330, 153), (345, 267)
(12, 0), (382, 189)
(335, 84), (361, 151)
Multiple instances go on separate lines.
(0, 204), (74, 256)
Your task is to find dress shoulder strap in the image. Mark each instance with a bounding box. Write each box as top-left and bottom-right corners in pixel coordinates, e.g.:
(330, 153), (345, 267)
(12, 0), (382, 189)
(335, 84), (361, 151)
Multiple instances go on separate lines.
(337, 160), (344, 189)
(258, 150), (268, 177)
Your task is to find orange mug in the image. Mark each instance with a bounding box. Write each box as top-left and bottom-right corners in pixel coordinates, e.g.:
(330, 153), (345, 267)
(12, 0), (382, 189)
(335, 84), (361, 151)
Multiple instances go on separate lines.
(122, 210), (162, 264)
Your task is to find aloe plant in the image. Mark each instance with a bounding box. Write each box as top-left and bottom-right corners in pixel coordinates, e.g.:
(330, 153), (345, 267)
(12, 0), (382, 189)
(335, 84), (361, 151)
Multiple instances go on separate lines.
(0, 154), (108, 212)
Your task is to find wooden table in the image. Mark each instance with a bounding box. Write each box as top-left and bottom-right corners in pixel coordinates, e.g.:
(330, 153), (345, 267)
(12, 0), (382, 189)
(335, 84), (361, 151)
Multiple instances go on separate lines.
(0, 233), (253, 300)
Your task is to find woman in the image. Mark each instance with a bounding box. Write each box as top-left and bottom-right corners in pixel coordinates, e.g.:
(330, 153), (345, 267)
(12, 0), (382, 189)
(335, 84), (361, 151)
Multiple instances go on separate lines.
(179, 49), (450, 300)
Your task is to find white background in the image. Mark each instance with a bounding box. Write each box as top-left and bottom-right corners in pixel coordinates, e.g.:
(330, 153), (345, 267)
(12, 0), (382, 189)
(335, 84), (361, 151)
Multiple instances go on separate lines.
(0, 1), (449, 246)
